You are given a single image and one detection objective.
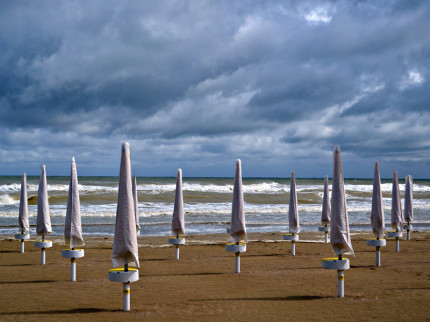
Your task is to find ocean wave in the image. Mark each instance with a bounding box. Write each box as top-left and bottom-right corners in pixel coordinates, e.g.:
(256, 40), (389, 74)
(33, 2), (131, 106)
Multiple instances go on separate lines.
(0, 194), (18, 205)
(1, 180), (429, 196)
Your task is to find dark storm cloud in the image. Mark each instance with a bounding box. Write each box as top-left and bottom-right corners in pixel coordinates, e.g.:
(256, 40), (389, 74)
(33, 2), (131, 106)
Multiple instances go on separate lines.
(0, 0), (429, 177)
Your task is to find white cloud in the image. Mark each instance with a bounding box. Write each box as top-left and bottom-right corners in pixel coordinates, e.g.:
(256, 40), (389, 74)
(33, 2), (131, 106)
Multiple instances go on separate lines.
(304, 6), (333, 25)
(399, 69), (425, 90)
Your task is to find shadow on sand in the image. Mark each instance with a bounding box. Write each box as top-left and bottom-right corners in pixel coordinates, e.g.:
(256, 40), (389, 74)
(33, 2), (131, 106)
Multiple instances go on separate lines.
(0, 280), (56, 284)
(0, 308), (119, 315)
(191, 295), (327, 302)
(145, 272), (225, 277)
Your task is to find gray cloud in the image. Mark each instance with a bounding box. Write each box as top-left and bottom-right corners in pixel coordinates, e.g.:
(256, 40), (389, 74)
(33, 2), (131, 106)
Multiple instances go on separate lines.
(0, 1), (429, 178)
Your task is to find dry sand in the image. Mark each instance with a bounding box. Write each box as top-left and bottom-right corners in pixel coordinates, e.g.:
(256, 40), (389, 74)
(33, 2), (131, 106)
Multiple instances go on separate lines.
(0, 231), (429, 321)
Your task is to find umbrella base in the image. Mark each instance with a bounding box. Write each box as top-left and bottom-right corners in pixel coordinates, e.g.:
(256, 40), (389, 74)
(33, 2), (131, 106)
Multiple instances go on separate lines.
(34, 240), (52, 248)
(283, 233), (299, 241)
(62, 249), (85, 259)
(318, 226), (329, 232)
(366, 238), (386, 247)
(321, 258), (350, 270)
(387, 231), (402, 238)
(108, 268), (139, 283)
(15, 233), (30, 240)
(168, 237), (185, 245)
(225, 242), (246, 253)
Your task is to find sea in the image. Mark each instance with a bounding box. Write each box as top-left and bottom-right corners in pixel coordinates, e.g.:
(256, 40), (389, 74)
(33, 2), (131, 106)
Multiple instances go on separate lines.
(1, 176), (429, 237)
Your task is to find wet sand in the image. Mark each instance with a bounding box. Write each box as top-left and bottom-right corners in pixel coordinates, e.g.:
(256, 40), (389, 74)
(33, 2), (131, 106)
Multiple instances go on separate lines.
(0, 231), (429, 321)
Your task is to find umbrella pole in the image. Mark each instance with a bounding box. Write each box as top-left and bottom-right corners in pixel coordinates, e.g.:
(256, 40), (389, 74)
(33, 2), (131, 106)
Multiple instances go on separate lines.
(19, 229), (25, 253)
(325, 231), (328, 244)
(376, 246), (381, 267)
(395, 229), (400, 252)
(123, 282), (130, 312)
(291, 240), (296, 256)
(235, 241), (240, 273)
(235, 252), (240, 273)
(175, 235), (180, 260)
(122, 263), (130, 312)
(41, 234), (46, 265)
(71, 258), (76, 281)
(406, 222), (411, 241)
(337, 255), (344, 298)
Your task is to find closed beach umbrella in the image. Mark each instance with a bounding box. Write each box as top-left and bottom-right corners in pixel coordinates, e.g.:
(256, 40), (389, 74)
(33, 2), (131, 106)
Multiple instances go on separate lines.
(62, 157), (85, 281)
(404, 175), (413, 240)
(391, 171), (403, 232)
(289, 171), (300, 234)
(19, 173), (30, 234)
(172, 169), (185, 236)
(367, 161), (386, 266)
(371, 161), (385, 239)
(389, 171), (403, 251)
(112, 142), (139, 269)
(65, 157), (85, 248)
(318, 175), (331, 243)
(36, 165), (52, 236)
(226, 159), (247, 273)
(132, 175), (140, 234)
(34, 165), (52, 265)
(230, 159), (247, 243)
(330, 146), (354, 256)
(108, 142), (140, 312)
(283, 170), (300, 255)
(15, 173), (30, 253)
(321, 175), (330, 225)
(322, 146), (353, 298)
(404, 175), (413, 224)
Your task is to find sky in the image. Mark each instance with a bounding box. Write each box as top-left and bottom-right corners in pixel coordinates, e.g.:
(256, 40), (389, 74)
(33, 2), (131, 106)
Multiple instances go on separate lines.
(0, 1), (429, 178)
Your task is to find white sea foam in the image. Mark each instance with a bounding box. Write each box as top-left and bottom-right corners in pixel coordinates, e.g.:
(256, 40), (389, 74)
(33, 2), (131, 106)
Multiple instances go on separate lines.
(1, 180), (429, 195)
(0, 194), (17, 205)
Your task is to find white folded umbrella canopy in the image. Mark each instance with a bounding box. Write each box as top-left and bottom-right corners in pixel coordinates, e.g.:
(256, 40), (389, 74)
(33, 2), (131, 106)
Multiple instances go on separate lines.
(404, 175), (413, 224)
(321, 175), (330, 225)
(36, 165), (52, 236)
(132, 175), (140, 232)
(18, 173), (30, 234)
(230, 159), (247, 243)
(171, 169), (185, 236)
(330, 147), (354, 256)
(370, 161), (385, 239)
(65, 157), (85, 248)
(288, 171), (300, 233)
(112, 142), (139, 268)
(391, 171), (403, 231)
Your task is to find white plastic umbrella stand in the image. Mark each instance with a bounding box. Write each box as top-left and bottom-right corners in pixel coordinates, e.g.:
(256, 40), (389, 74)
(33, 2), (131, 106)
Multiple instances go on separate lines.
(322, 255), (350, 297)
(62, 249), (85, 281)
(226, 242), (246, 273)
(318, 225), (329, 243)
(366, 238), (386, 266)
(108, 263), (139, 312)
(282, 233), (299, 255)
(34, 234), (52, 265)
(15, 230), (30, 253)
(169, 235), (185, 260)
(387, 230), (402, 252)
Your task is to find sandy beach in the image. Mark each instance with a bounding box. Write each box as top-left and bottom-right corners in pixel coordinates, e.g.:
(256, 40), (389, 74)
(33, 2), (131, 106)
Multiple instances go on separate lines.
(0, 231), (429, 321)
